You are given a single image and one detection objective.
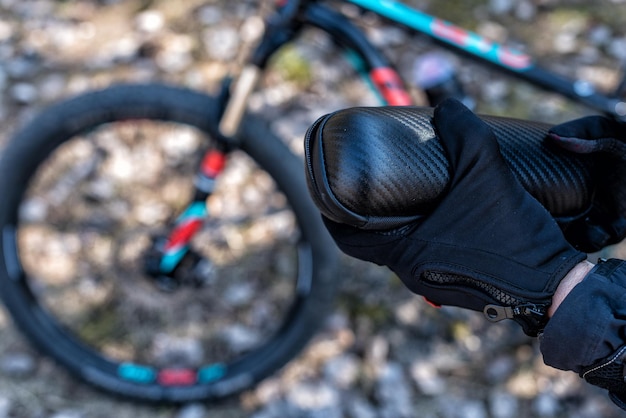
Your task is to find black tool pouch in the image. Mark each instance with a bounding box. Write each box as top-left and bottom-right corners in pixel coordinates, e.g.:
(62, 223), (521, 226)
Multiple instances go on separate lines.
(305, 106), (594, 231)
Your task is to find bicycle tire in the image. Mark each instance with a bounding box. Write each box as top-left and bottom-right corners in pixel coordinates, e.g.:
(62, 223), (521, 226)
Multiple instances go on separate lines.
(0, 83), (338, 402)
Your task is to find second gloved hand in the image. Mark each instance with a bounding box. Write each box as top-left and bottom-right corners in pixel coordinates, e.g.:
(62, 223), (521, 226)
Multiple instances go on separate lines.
(549, 116), (626, 252)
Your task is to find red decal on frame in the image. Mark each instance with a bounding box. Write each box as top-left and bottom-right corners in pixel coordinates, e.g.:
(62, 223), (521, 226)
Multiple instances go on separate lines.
(370, 68), (412, 106)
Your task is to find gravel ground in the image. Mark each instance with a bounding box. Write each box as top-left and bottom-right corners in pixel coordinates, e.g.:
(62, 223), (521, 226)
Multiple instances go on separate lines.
(0, 0), (625, 417)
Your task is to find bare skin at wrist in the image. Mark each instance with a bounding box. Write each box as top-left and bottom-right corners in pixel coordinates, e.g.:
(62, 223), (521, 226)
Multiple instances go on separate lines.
(548, 260), (594, 317)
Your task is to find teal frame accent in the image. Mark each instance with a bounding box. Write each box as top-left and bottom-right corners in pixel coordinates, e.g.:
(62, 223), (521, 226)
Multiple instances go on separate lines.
(346, 0), (533, 71)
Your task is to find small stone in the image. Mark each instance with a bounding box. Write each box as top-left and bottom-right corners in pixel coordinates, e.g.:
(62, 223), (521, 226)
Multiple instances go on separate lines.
(49, 410), (83, 418)
(489, 0), (515, 15)
(514, 1), (536, 21)
(197, 5), (222, 26)
(489, 390), (519, 418)
(461, 401), (489, 418)
(203, 27), (240, 61)
(410, 361), (446, 396)
(221, 325), (261, 353)
(0, 397), (11, 418)
(588, 25), (612, 47)
(324, 354), (361, 388)
(608, 37), (626, 61)
(287, 381), (339, 411)
(176, 403), (207, 418)
(135, 10), (164, 33)
(5, 56), (38, 79)
(485, 356), (516, 383)
(376, 363), (413, 418)
(533, 392), (560, 417)
(151, 335), (204, 367)
(38, 74), (68, 102)
(365, 335), (388, 374)
(10, 82), (38, 104)
(438, 397), (488, 418)
(223, 282), (255, 306)
(345, 395), (377, 418)
(0, 352), (36, 377)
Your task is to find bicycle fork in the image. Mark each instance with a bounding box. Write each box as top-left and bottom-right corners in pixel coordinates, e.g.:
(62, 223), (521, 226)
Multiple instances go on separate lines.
(143, 60), (264, 291)
(144, 148), (226, 291)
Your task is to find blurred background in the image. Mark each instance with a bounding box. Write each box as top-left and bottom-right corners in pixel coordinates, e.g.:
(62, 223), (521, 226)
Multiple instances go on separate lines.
(0, 0), (625, 417)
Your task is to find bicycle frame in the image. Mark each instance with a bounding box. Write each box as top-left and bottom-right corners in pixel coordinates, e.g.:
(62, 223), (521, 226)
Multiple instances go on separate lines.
(223, 0), (626, 126)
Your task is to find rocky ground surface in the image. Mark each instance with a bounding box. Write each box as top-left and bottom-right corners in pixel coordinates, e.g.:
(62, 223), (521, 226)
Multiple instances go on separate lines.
(0, 0), (625, 417)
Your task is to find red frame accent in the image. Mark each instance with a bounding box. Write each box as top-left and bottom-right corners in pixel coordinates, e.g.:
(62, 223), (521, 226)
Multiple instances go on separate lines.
(370, 67), (413, 106)
(201, 150), (226, 178)
(164, 219), (203, 251)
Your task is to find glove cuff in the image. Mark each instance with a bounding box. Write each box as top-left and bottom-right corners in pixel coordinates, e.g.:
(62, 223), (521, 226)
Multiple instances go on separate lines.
(541, 258), (626, 373)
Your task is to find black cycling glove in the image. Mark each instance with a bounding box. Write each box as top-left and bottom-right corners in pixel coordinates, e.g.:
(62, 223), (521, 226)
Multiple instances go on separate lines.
(549, 116), (626, 252)
(316, 99), (586, 336)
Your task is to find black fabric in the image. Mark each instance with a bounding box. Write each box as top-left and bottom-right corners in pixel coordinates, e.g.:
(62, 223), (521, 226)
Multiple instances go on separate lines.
(549, 116), (626, 252)
(321, 99), (586, 336)
(540, 259), (626, 411)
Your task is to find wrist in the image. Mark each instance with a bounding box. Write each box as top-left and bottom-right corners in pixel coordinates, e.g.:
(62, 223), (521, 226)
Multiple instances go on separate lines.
(548, 260), (594, 317)
(541, 259), (626, 374)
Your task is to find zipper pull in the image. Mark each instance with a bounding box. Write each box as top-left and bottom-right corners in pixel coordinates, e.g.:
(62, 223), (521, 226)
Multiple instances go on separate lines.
(484, 303), (550, 337)
(483, 303), (548, 323)
(484, 305), (514, 322)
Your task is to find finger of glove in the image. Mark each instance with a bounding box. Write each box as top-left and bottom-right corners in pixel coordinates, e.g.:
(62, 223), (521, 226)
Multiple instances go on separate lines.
(549, 115), (625, 139)
(432, 98), (508, 184)
(549, 116), (626, 154)
(549, 133), (626, 156)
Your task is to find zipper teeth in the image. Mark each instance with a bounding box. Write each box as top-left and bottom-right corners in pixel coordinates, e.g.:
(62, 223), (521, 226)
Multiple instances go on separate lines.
(422, 271), (524, 306)
(303, 116), (321, 184)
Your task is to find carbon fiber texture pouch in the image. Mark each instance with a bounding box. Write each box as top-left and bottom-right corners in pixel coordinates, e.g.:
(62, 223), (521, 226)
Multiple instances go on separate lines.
(305, 106), (594, 230)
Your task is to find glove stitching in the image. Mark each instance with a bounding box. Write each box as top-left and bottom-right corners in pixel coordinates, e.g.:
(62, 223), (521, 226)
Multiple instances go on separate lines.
(582, 345), (626, 378)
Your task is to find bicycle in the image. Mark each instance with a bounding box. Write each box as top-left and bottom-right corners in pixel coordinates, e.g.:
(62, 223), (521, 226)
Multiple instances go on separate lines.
(0, 0), (624, 404)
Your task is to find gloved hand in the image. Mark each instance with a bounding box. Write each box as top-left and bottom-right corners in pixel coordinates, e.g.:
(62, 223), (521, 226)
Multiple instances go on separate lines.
(320, 99), (586, 337)
(549, 116), (626, 252)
